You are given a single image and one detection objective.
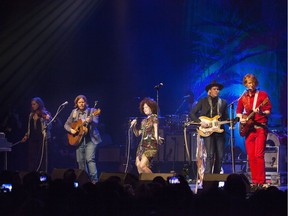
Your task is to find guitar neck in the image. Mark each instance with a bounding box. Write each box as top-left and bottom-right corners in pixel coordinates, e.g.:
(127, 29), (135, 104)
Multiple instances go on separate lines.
(81, 108), (99, 127)
(219, 120), (232, 125)
(245, 97), (268, 120)
(246, 111), (255, 120)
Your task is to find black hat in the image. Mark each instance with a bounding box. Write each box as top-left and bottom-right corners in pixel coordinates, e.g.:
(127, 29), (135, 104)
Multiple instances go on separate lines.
(205, 80), (224, 92)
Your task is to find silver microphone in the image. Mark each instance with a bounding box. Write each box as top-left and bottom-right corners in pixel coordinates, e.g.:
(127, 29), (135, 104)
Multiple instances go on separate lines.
(61, 101), (68, 106)
(130, 117), (138, 128)
(154, 83), (164, 89)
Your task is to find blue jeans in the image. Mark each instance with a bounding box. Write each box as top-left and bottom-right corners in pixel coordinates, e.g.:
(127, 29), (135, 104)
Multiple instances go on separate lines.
(76, 137), (98, 182)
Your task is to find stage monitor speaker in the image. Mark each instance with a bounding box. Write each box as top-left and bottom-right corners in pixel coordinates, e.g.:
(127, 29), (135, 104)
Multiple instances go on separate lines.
(51, 168), (90, 186)
(99, 172), (139, 186)
(139, 173), (174, 182)
(203, 174), (229, 191)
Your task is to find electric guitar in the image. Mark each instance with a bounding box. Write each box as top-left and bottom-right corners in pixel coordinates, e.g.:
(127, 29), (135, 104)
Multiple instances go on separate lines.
(67, 109), (101, 146)
(185, 115), (232, 137)
(239, 98), (268, 137)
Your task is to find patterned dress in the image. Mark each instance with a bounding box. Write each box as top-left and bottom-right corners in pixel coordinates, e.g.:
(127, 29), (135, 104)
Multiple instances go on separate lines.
(136, 114), (158, 161)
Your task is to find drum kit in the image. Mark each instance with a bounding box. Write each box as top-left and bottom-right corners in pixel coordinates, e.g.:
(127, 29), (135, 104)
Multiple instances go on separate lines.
(163, 113), (197, 132)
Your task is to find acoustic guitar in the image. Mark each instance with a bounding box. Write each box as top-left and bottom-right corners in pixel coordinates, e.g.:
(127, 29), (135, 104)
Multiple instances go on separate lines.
(239, 98), (268, 137)
(67, 109), (101, 146)
(185, 115), (232, 137)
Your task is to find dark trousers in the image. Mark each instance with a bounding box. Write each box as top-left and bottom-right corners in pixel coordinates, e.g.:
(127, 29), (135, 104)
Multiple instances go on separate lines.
(203, 133), (225, 174)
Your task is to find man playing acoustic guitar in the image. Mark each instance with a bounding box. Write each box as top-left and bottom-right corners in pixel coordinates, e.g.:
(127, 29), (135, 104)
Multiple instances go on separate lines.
(64, 95), (102, 183)
(236, 74), (271, 190)
(190, 81), (229, 175)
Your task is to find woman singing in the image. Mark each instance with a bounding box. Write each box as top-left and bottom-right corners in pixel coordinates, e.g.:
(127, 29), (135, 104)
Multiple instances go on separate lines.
(130, 97), (163, 174)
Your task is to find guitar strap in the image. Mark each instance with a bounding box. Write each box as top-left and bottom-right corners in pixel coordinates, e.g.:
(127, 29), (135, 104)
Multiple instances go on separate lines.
(252, 91), (259, 110)
(208, 97), (222, 118)
(87, 108), (91, 117)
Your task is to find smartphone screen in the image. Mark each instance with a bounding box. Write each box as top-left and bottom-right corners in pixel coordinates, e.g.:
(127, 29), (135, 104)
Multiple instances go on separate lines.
(1, 183), (12, 192)
(40, 175), (47, 182)
(74, 181), (79, 188)
(168, 176), (180, 184)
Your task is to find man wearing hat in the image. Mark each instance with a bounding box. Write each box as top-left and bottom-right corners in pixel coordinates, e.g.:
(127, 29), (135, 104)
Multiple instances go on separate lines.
(190, 81), (229, 174)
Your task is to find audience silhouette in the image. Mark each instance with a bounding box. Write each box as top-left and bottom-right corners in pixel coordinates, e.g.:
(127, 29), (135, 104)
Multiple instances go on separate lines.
(0, 171), (286, 216)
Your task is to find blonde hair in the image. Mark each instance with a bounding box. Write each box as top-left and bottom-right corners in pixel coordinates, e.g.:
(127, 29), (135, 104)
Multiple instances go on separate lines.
(243, 74), (259, 87)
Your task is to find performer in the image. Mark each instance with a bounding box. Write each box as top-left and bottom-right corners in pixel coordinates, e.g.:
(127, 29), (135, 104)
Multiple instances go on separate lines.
(64, 95), (102, 183)
(190, 81), (229, 174)
(236, 74), (271, 188)
(130, 97), (163, 174)
(21, 97), (52, 171)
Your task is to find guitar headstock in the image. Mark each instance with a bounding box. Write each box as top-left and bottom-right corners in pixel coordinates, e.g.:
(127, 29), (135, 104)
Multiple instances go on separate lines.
(92, 109), (101, 116)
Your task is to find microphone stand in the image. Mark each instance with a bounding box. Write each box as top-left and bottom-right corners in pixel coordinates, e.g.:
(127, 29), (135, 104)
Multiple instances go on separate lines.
(228, 101), (236, 173)
(41, 103), (67, 173)
(155, 85), (162, 173)
(174, 98), (186, 115)
(227, 89), (246, 173)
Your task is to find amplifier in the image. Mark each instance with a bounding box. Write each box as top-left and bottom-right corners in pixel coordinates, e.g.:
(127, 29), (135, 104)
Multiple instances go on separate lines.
(160, 131), (197, 162)
(265, 146), (278, 172)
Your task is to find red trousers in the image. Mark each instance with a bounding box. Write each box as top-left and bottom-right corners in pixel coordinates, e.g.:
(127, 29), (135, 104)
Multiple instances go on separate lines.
(246, 128), (267, 184)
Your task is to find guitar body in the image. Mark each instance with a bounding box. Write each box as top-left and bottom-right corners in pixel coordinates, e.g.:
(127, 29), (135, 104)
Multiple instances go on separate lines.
(239, 115), (254, 137)
(67, 108), (101, 146)
(67, 120), (86, 146)
(239, 97), (269, 137)
(197, 128), (224, 137)
(197, 115), (228, 137)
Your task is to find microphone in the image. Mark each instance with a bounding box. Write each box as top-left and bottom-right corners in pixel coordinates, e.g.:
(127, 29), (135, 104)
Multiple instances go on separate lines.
(246, 87), (259, 91)
(183, 95), (190, 99)
(130, 117), (138, 128)
(61, 101), (68, 106)
(154, 83), (164, 89)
